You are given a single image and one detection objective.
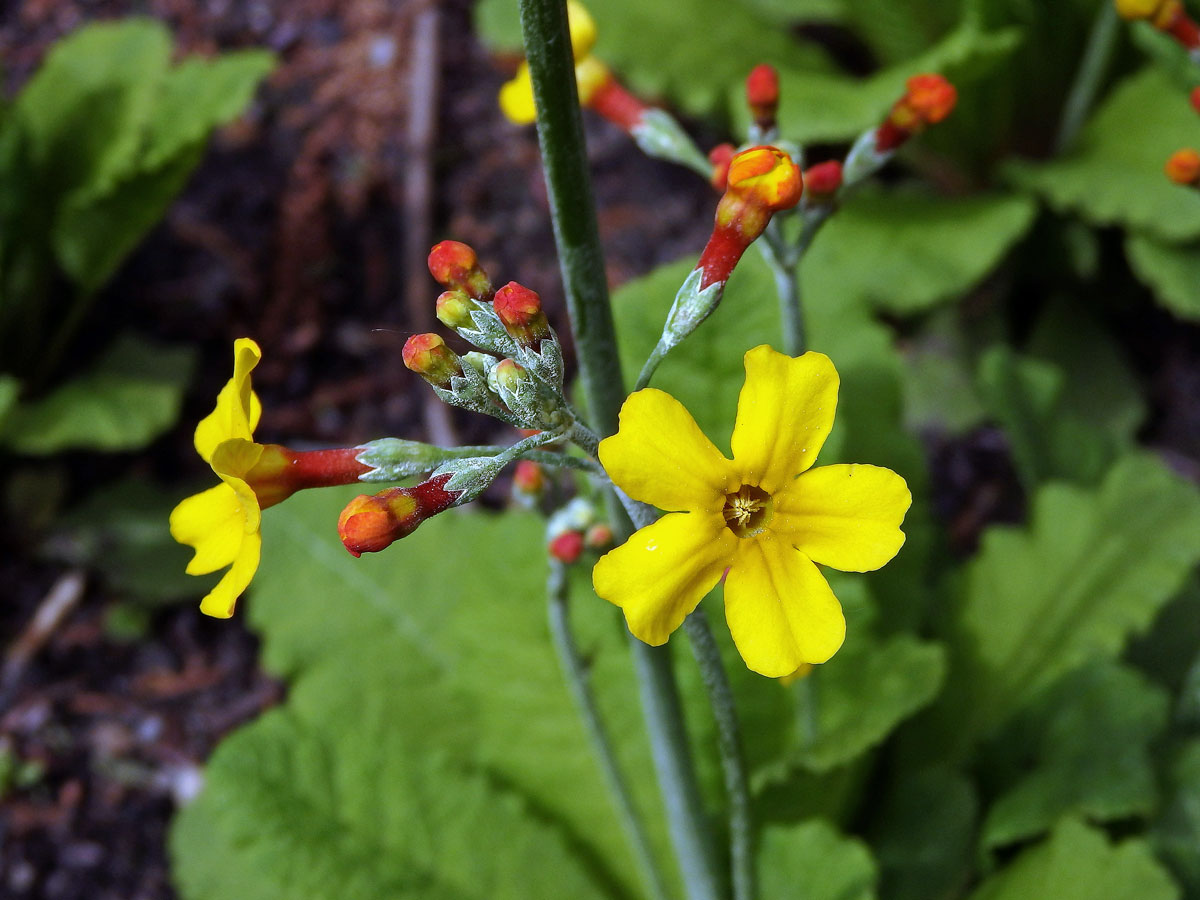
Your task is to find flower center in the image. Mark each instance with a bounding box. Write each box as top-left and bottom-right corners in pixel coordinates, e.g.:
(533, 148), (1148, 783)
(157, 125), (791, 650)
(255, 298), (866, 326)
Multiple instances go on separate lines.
(722, 484), (773, 538)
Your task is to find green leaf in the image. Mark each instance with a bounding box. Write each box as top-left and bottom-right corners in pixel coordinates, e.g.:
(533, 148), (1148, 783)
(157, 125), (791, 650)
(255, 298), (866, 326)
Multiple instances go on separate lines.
(0, 334), (196, 454)
(232, 491), (677, 900)
(45, 478), (197, 602)
(0, 375), (18, 427)
(758, 819), (878, 900)
(13, 19), (172, 199)
(763, 21), (1022, 145)
(870, 767), (978, 900)
(805, 189), (1036, 317)
(1126, 232), (1200, 323)
(789, 625), (946, 774)
(1008, 68), (1200, 243)
(1153, 741), (1200, 896)
(171, 642), (613, 900)
(956, 453), (1200, 741)
(980, 662), (1170, 851)
(966, 819), (1179, 900)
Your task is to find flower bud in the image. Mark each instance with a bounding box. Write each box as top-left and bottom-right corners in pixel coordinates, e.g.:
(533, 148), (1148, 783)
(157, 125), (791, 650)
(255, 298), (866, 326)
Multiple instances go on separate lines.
(1166, 148), (1200, 185)
(709, 143), (736, 192)
(428, 240), (492, 301)
(403, 333), (462, 387)
(745, 64), (780, 129)
(726, 146), (804, 213)
(514, 460), (545, 494)
(549, 530), (585, 563)
(584, 523), (614, 550)
(489, 357), (529, 398)
(877, 73), (956, 152)
(436, 289), (475, 330)
(494, 281), (552, 346)
(802, 160), (843, 203)
(338, 474), (458, 557)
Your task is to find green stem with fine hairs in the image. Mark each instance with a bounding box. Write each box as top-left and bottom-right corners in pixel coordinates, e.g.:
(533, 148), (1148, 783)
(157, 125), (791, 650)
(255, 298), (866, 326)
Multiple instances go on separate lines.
(517, 2), (723, 898)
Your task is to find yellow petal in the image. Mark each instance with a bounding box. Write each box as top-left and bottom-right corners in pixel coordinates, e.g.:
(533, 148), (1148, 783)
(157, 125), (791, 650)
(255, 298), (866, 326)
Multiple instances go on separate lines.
(772, 464), (911, 572)
(729, 346), (839, 494)
(723, 534), (845, 677)
(194, 338), (262, 462)
(198, 529), (261, 619)
(169, 483), (245, 575)
(593, 511), (736, 645)
(567, 0), (597, 59)
(599, 388), (736, 513)
(499, 63), (537, 125)
(209, 439), (266, 533)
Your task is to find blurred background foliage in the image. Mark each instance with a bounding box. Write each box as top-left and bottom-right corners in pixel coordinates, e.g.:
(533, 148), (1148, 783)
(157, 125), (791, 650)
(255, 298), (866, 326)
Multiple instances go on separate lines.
(5, 0), (1200, 899)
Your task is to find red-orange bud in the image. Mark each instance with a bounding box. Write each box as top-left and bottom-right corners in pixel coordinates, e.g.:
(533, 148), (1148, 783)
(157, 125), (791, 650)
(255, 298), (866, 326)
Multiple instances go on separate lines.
(726, 146), (803, 212)
(493, 281), (552, 345)
(879, 73), (956, 151)
(746, 64), (780, 127)
(428, 240), (493, 301)
(513, 460), (545, 495)
(709, 143), (736, 192)
(1166, 148), (1200, 185)
(803, 160), (843, 201)
(403, 333), (462, 387)
(549, 530), (585, 563)
(337, 474), (458, 557)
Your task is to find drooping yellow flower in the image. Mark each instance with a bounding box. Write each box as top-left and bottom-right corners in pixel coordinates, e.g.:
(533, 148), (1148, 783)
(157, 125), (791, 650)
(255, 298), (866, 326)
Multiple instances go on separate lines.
(170, 338), (265, 619)
(593, 345), (911, 677)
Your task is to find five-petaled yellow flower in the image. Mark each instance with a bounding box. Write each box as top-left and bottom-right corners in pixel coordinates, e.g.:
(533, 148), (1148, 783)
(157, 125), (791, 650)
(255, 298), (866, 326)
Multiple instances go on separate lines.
(593, 345), (911, 677)
(169, 338), (265, 619)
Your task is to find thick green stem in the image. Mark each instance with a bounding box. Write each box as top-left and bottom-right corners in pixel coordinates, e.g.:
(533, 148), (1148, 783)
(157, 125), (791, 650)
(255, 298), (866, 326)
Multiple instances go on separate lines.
(772, 264), (804, 357)
(1054, 2), (1119, 155)
(683, 612), (756, 900)
(518, 3), (721, 899)
(547, 562), (671, 900)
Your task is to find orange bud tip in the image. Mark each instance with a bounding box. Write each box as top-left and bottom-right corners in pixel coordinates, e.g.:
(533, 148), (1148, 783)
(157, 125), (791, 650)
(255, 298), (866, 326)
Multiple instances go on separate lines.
(403, 333), (461, 387)
(1165, 148), (1200, 185)
(709, 143), (736, 192)
(427, 240), (492, 301)
(337, 475), (459, 556)
(802, 160), (843, 200)
(493, 281), (552, 345)
(746, 64), (780, 126)
(885, 73), (956, 141)
(726, 145), (803, 213)
(549, 531), (585, 563)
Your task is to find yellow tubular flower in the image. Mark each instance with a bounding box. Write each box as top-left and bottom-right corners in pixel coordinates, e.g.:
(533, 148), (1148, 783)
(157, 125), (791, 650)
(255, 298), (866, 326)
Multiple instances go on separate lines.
(593, 346), (911, 677)
(170, 338), (265, 619)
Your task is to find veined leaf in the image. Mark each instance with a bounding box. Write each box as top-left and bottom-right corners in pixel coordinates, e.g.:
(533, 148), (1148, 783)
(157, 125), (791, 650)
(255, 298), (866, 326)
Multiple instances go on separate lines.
(1008, 68), (1200, 243)
(966, 819), (1179, 900)
(759, 819), (877, 900)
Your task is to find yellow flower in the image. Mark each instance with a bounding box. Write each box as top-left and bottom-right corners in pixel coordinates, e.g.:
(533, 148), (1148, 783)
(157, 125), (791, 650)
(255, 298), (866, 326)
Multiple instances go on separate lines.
(593, 346), (911, 677)
(499, 0), (602, 125)
(169, 338), (265, 619)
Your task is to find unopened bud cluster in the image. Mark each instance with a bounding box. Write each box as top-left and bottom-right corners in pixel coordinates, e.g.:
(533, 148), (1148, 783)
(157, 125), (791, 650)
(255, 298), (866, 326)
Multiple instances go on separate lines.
(546, 498), (613, 564)
(404, 241), (572, 435)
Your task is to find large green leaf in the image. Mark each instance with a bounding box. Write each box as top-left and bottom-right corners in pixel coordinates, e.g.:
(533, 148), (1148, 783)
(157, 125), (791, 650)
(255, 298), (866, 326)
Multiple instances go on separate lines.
(171, 642), (613, 900)
(0, 334), (196, 454)
(966, 819), (1179, 900)
(224, 491), (676, 899)
(1125, 232), (1200, 323)
(954, 453), (1200, 741)
(979, 662), (1170, 851)
(804, 189), (1035, 317)
(1153, 741), (1200, 896)
(758, 820), (877, 900)
(870, 767), (978, 900)
(1008, 68), (1200, 243)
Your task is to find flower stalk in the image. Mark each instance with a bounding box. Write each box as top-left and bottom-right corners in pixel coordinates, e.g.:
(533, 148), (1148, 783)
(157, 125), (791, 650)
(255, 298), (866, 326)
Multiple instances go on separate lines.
(517, 3), (722, 899)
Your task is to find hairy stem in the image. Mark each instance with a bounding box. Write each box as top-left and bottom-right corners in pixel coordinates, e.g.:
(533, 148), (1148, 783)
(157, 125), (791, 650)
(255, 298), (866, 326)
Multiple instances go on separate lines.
(518, 3), (722, 898)
(547, 562), (671, 900)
